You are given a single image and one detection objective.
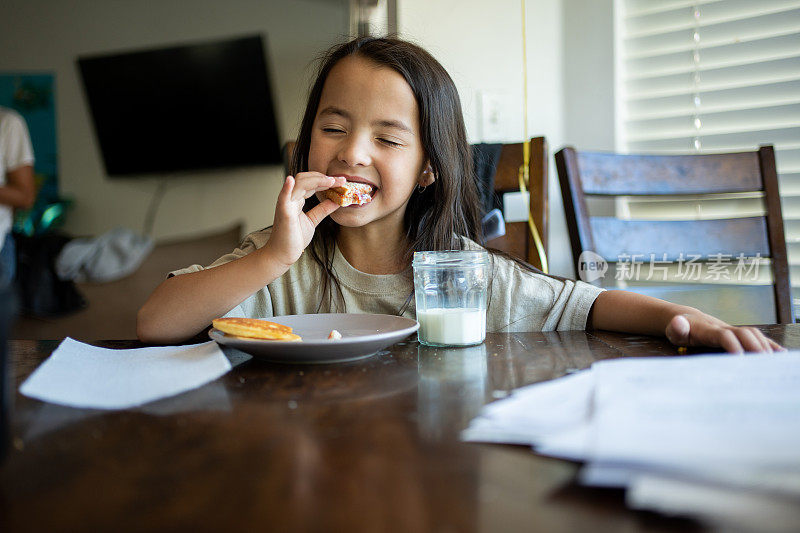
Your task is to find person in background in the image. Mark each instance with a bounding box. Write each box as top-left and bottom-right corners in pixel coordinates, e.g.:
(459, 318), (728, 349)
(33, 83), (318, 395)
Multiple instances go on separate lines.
(0, 106), (35, 290)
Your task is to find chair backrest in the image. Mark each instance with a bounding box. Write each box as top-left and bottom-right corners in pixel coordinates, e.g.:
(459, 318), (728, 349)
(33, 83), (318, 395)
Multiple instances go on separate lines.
(482, 137), (548, 271)
(555, 145), (793, 324)
(285, 138), (550, 271)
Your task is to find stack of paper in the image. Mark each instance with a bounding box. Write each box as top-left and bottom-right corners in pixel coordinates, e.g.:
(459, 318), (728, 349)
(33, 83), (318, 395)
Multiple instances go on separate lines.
(463, 353), (800, 532)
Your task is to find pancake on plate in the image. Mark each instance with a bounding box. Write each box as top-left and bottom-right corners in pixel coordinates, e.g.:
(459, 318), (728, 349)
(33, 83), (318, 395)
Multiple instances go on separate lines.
(212, 317), (302, 342)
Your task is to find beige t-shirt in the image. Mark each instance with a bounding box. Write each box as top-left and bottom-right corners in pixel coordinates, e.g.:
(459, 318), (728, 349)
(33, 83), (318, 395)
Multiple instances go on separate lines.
(170, 228), (604, 332)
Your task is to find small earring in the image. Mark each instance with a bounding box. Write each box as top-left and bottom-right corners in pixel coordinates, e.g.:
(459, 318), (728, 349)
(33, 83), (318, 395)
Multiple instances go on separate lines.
(417, 183), (428, 193)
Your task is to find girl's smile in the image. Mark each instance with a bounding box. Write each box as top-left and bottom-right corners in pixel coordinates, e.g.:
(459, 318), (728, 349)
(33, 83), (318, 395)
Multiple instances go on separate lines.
(309, 55), (430, 230)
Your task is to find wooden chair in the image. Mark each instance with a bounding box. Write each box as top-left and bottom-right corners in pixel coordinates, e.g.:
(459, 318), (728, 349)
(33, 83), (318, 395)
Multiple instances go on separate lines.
(285, 139), (550, 271)
(482, 137), (548, 271)
(555, 145), (793, 324)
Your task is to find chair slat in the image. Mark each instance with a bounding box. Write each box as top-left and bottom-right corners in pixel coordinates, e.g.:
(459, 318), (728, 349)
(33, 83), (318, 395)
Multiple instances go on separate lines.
(591, 216), (770, 261)
(577, 152), (762, 195)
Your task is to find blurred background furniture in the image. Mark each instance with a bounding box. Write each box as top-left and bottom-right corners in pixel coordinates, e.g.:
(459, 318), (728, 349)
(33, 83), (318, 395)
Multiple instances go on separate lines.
(11, 224), (242, 341)
(482, 137), (548, 271)
(555, 145), (792, 325)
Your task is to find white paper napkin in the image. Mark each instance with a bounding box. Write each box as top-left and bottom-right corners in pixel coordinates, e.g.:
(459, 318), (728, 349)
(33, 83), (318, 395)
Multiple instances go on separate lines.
(20, 338), (232, 410)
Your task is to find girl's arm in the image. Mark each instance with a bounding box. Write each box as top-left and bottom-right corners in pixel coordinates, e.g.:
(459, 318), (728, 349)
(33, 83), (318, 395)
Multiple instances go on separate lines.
(137, 173), (345, 344)
(589, 290), (784, 353)
(137, 246), (291, 344)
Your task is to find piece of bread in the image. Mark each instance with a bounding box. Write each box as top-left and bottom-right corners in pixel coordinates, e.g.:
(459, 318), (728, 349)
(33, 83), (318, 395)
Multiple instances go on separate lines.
(323, 182), (374, 206)
(212, 317), (302, 341)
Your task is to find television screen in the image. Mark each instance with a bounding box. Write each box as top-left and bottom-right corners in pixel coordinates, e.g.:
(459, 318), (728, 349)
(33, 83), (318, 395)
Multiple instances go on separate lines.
(77, 35), (282, 176)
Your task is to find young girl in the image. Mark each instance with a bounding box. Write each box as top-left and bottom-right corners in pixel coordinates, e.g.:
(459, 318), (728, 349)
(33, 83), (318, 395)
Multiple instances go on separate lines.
(137, 36), (781, 354)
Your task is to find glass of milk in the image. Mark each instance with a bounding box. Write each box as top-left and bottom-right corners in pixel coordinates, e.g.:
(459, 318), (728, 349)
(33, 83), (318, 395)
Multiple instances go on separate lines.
(412, 250), (489, 347)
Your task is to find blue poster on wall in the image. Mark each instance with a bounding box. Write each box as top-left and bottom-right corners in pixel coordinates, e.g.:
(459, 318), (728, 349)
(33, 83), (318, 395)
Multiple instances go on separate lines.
(0, 73), (64, 235)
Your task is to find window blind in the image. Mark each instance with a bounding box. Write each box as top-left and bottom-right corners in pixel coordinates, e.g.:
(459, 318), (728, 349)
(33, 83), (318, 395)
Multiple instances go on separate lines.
(616, 0), (800, 312)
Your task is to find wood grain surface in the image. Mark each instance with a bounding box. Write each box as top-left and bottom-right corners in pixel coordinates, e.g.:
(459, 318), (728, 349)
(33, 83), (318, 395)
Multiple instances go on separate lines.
(2, 325), (796, 532)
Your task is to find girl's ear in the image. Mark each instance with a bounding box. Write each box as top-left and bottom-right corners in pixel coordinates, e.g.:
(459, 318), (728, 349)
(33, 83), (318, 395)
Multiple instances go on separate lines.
(420, 164), (435, 187)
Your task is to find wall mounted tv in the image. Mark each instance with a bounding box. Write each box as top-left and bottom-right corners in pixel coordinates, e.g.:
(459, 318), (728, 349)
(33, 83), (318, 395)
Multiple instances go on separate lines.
(77, 35), (282, 176)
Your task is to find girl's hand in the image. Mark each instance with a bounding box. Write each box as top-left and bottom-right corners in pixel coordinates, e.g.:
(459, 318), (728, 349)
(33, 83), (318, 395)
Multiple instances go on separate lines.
(265, 172), (346, 267)
(665, 313), (785, 353)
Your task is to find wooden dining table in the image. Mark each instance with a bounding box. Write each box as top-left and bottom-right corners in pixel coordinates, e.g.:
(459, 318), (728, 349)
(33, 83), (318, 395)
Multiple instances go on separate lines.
(1, 323), (797, 532)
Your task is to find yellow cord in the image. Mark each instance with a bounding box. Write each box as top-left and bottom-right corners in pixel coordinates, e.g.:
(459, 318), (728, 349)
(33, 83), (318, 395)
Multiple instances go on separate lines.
(520, 0), (549, 273)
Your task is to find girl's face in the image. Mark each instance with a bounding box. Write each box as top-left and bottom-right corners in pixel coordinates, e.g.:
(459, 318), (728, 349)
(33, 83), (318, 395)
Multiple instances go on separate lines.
(309, 55), (430, 231)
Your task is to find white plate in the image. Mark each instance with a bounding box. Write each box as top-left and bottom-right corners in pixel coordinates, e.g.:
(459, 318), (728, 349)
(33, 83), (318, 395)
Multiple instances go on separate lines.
(209, 313), (419, 364)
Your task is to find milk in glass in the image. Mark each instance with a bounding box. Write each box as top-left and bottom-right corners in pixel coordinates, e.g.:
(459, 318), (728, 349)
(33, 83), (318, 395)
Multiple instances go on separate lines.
(417, 308), (486, 345)
(412, 251), (489, 347)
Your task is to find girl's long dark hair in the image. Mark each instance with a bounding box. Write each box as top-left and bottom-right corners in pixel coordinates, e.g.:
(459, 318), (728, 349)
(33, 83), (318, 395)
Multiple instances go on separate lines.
(291, 37), (483, 313)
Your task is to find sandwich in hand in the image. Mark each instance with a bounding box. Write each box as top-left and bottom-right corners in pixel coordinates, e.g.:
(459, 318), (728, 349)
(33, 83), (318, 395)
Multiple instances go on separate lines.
(322, 182), (374, 207)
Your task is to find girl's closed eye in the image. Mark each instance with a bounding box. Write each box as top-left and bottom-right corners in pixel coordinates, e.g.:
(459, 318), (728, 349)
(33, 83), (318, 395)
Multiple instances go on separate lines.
(322, 126), (346, 134)
(377, 137), (404, 147)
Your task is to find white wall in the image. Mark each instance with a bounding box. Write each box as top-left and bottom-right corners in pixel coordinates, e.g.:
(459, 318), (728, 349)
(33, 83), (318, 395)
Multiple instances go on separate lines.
(0, 0), (349, 242)
(398, 0), (615, 277)
(398, 0), (572, 276)
(563, 0), (615, 151)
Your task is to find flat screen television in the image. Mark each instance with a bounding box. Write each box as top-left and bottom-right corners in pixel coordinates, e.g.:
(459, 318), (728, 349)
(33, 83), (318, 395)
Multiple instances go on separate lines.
(77, 35), (282, 176)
